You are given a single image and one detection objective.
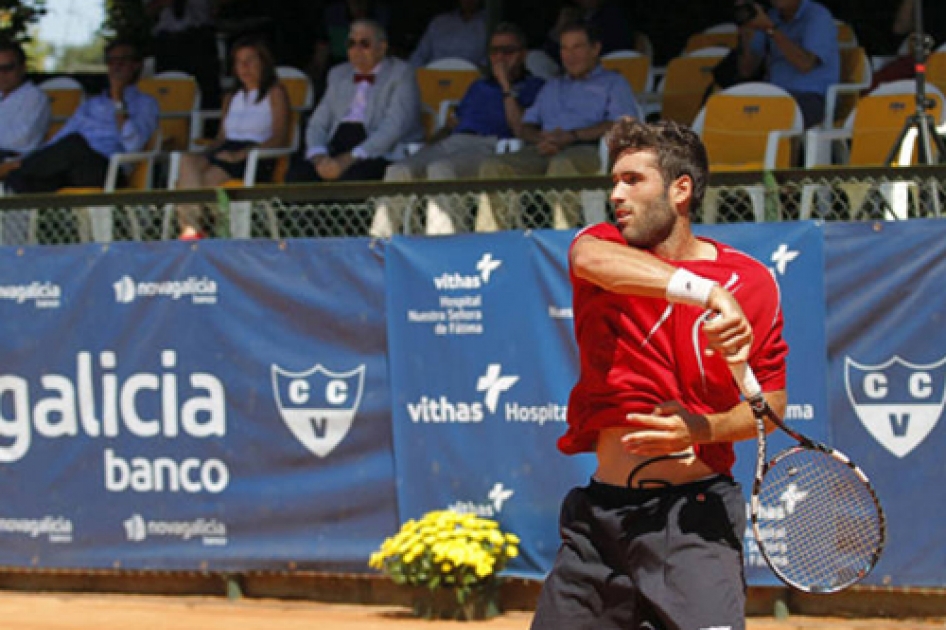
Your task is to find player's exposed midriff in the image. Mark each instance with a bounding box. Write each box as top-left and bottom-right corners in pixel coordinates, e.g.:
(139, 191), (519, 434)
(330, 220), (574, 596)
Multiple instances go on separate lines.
(594, 426), (716, 487)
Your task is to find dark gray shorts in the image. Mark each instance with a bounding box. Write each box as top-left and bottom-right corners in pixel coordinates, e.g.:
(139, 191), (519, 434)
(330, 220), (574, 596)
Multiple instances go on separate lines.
(530, 475), (747, 630)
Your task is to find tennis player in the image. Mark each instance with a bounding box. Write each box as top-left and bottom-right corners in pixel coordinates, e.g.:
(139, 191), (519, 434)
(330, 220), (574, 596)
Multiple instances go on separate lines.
(530, 118), (789, 630)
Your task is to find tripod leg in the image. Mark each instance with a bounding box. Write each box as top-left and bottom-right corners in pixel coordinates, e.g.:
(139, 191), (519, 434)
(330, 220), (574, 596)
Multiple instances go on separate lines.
(931, 123), (946, 161)
(917, 115), (935, 164)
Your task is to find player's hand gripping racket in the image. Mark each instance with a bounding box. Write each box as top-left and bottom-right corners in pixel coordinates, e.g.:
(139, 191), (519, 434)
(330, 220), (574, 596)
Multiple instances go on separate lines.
(728, 361), (886, 593)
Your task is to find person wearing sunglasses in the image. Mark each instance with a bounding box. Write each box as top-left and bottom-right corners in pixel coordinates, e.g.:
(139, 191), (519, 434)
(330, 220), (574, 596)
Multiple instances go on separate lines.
(287, 18), (422, 224)
(0, 40), (50, 178)
(370, 22), (545, 237)
(4, 39), (159, 194)
(476, 22), (642, 231)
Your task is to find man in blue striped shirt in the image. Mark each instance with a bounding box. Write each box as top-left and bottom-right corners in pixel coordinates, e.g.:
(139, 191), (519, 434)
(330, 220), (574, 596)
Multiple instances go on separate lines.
(476, 22), (641, 231)
(5, 39), (159, 193)
(0, 41), (50, 168)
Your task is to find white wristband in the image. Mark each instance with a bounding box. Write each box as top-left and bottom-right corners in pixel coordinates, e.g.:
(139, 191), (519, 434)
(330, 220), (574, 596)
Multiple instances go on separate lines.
(665, 268), (717, 307)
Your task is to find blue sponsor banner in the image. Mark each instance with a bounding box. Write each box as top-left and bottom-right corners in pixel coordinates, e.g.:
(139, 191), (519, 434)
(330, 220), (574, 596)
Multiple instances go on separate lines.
(826, 220), (946, 586)
(1, 221), (943, 587)
(385, 232), (594, 577)
(0, 240), (397, 571)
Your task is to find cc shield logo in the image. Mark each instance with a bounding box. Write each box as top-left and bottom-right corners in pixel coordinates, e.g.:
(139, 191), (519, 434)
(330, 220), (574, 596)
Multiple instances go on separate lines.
(844, 356), (946, 458)
(272, 364), (366, 458)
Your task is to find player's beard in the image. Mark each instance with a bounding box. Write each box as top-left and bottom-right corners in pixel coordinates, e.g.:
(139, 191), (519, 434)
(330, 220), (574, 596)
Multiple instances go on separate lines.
(618, 191), (677, 250)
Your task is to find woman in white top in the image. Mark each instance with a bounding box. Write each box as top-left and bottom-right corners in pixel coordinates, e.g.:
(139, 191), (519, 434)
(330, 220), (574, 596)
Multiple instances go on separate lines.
(176, 37), (291, 239)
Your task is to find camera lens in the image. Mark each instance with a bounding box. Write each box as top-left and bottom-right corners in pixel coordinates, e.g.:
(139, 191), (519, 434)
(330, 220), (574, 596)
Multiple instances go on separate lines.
(734, 2), (756, 26)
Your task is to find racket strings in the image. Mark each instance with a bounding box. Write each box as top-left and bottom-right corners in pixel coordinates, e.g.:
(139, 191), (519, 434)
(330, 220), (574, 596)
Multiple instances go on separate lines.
(754, 449), (883, 592)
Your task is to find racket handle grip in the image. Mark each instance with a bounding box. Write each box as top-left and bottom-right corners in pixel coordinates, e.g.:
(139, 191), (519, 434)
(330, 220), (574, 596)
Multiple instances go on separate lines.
(728, 362), (763, 399)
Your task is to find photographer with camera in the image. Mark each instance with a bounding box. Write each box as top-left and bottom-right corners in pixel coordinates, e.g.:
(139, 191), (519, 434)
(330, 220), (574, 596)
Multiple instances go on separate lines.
(735, 0), (840, 128)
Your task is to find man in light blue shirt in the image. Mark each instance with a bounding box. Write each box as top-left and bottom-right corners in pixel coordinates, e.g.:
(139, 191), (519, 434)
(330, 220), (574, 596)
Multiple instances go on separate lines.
(477, 22), (641, 230)
(0, 41), (50, 165)
(5, 39), (159, 193)
(737, 0), (840, 128)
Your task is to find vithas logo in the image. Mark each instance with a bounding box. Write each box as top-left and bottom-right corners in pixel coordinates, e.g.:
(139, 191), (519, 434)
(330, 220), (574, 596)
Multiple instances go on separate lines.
(448, 482), (515, 517)
(433, 253), (503, 290)
(407, 363), (518, 422)
(477, 364), (519, 413)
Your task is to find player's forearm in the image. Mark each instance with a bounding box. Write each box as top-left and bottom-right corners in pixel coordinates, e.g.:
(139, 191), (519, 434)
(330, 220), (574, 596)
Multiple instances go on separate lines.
(702, 389), (787, 443)
(571, 235), (677, 298)
(770, 32), (819, 73)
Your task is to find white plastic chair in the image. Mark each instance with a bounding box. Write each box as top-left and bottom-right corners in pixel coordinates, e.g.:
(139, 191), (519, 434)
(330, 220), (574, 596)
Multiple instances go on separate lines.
(692, 83), (805, 222)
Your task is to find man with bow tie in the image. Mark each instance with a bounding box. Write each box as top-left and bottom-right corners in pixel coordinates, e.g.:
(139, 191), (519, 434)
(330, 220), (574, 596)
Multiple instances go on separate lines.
(287, 19), (423, 184)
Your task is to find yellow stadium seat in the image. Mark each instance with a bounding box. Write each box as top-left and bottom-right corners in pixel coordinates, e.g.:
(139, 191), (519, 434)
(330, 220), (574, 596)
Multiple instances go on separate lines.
(824, 46), (872, 128)
(836, 20), (858, 49)
(651, 49), (728, 125)
(415, 58), (481, 139)
(694, 83), (803, 172)
(692, 83), (804, 222)
(601, 50), (651, 95)
(138, 71), (201, 153)
(38, 77), (85, 140)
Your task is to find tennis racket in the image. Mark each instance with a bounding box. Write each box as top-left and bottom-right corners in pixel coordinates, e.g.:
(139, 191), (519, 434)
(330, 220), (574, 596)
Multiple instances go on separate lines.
(728, 361), (886, 593)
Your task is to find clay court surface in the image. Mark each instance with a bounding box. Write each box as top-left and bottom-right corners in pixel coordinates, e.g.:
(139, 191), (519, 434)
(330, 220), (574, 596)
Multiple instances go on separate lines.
(1, 592), (944, 630)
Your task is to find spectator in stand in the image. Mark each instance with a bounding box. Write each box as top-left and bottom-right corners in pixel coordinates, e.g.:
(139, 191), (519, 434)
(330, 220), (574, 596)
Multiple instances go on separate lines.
(370, 22), (545, 237)
(146, 0), (222, 109)
(409, 0), (487, 69)
(174, 38), (290, 240)
(476, 22), (641, 231)
(544, 0), (639, 64)
(308, 0), (392, 99)
(736, 0), (840, 128)
(287, 19), (423, 186)
(4, 39), (159, 194)
(0, 40), (50, 178)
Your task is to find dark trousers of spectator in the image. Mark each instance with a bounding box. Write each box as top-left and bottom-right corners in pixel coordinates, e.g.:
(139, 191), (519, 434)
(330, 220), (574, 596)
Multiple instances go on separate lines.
(0, 149), (19, 162)
(791, 91), (826, 130)
(285, 122), (389, 237)
(286, 122), (389, 182)
(154, 26), (222, 110)
(5, 134), (123, 193)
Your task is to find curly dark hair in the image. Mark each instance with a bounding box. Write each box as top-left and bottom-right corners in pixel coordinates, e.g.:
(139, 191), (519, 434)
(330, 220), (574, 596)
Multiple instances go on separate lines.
(605, 117), (709, 215)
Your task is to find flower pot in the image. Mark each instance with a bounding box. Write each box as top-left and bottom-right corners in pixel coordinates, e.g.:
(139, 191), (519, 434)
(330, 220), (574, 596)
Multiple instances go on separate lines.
(412, 583), (502, 621)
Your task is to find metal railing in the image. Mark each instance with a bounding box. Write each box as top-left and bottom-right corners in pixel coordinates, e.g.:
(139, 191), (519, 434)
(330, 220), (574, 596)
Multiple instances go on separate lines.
(0, 166), (944, 245)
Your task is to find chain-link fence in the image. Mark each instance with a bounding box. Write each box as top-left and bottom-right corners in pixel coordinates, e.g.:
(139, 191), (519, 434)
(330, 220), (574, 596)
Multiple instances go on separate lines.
(1, 167), (945, 245)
